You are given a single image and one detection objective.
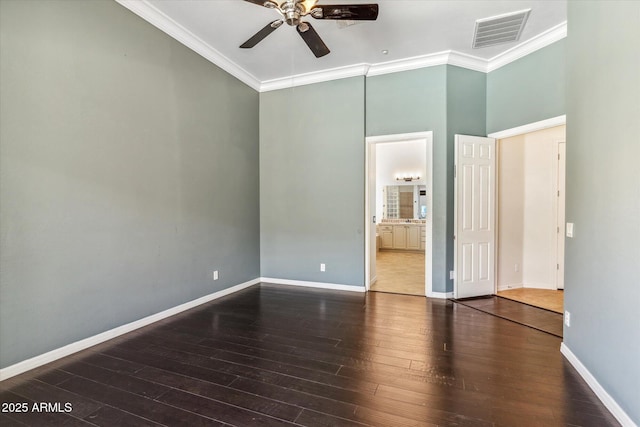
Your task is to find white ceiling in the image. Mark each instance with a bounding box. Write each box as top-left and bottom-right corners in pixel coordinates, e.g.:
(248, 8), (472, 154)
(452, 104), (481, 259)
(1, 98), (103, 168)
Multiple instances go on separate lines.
(118, 0), (566, 89)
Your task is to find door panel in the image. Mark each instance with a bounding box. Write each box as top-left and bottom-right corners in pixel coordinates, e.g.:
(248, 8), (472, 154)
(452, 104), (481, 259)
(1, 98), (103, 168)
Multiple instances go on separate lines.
(455, 135), (496, 298)
(462, 243), (473, 282)
(462, 165), (474, 231)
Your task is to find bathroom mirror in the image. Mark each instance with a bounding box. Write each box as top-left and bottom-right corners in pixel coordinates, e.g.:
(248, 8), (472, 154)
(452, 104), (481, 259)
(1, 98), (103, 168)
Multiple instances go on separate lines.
(383, 185), (427, 219)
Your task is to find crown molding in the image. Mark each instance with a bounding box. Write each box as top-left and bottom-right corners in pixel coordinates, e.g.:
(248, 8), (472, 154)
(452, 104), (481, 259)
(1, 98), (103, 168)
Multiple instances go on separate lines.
(366, 51), (452, 76)
(367, 50), (492, 76)
(115, 0), (262, 91)
(114, 0), (566, 92)
(487, 21), (567, 72)
(447, 51), (489, 73)
(260, 64), (370, 92)
(488, 115), (566, 139)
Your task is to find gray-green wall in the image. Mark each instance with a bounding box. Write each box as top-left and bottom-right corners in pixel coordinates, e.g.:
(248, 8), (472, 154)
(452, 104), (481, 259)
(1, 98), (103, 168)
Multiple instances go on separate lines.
(446, 66), (487, 291)
(565, 1), (640, 423)
(365, 65), (486, 293)
(261, 65), (486, 294)
(0, 0), (260, 368)
(487, 39), (566, 134)
(259, 77), (365, 286)
(366, 67), (448, 291)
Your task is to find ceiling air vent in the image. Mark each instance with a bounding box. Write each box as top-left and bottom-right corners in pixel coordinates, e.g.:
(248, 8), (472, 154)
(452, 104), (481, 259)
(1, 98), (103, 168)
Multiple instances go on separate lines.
(472, 9), (531, 49)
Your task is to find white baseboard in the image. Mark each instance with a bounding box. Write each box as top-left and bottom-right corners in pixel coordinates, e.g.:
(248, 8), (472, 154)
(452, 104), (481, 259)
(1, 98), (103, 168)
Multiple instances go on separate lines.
(0, 278), (260, 382)
(370, 275), (378, 286)
(259, 277), (365, 293)
(497, 283), (524, 291)
(523, 282), (557, 290)
(560, 343), (637, 427)
(427, 291), (454, 299)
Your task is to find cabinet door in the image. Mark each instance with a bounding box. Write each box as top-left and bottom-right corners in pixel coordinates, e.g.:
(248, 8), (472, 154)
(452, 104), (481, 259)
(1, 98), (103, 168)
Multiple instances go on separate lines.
(406, 226), (420, 250)
(393, 226), (407, 249)
(381, 229), (394, 248)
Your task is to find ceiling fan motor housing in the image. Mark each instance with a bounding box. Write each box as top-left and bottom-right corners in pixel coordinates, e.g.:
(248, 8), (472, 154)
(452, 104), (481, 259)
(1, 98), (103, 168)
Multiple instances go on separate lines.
(282, 0), (305, 26)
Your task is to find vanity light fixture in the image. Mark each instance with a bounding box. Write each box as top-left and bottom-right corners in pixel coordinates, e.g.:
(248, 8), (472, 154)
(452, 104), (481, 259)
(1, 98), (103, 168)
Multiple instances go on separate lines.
(396, 173), (421, 182)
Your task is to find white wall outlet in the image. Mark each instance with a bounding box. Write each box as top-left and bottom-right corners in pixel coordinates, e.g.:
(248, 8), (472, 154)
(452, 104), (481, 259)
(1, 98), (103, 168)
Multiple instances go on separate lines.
(213, 270), (219, 280)
(449, 270), (455, 280)
(564, 310), (571, 327)
(320, 263), (326, 272)
(566, 222), (574, 238)
(514, 263), (519, 272)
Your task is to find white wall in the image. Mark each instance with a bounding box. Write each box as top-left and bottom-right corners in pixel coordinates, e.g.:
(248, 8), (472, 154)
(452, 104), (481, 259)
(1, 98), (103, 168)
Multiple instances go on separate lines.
(498, 134), (525, 289)
(498, 125), (565, 290)
(375, 140), (427, 221)
(522, 126), (565, 288)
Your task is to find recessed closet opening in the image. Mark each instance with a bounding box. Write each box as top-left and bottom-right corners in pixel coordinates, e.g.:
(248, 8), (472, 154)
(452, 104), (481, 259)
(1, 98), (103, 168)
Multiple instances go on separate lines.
(495, 125), (566, 313)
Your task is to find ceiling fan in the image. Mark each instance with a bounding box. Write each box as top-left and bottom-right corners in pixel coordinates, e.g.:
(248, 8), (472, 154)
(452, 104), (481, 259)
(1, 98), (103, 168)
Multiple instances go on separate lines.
(240, 0), (379, 58)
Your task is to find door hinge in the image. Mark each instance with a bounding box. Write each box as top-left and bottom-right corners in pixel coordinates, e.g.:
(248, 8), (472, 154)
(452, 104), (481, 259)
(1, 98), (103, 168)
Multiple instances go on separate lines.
(557, 190), (560, 197)
(372, 215), (376, 224)
(454, 165), (457, 178)
(558, 153), (560, 160)
(557, 226), (560, 233)
(557, 263), (560, 270)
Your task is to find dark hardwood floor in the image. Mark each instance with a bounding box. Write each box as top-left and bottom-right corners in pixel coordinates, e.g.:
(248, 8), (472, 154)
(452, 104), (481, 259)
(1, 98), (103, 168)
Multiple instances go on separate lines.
(453, 296), (564, 338)
(0, 283), (619, 426)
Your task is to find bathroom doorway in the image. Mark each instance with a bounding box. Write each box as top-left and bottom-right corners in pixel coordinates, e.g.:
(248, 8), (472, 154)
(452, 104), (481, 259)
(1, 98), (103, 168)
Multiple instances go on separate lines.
(365, 132), (433, 296)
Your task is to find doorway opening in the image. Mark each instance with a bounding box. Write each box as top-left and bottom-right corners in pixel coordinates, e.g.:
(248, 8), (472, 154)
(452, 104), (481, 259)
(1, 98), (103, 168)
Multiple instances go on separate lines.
(365, 132), (433, 296)
(493, 124), (566, 313)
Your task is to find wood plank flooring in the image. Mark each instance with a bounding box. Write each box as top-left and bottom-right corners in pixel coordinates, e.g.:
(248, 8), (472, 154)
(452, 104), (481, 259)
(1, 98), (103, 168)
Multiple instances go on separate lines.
(454, 296), (564, 338)
(497, 288), (564, 314)
(0, 284), (619, 426)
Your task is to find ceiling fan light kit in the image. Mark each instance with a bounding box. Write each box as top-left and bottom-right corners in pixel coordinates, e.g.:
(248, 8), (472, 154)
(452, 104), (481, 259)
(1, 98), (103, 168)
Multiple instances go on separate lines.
(241, 0), (379, 58)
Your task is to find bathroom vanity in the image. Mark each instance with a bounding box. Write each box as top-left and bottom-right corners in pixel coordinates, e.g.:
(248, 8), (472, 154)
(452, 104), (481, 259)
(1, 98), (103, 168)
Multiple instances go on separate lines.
(379, 222), (426, 251)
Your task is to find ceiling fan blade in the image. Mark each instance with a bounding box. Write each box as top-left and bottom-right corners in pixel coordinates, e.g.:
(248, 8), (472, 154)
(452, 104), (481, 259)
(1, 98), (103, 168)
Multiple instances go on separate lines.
(240, 20), (283, 49)
(311, 4), (379, 20)
(297, 22), (330, 58)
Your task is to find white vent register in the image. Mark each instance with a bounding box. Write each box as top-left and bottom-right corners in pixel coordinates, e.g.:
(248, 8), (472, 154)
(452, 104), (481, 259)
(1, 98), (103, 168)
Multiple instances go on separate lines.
(473, 9), (531, 49)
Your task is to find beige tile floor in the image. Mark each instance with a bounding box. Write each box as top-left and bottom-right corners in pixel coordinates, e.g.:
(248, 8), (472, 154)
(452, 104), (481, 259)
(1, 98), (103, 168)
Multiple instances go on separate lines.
(371, 250), (425, 296)
(497, 288), (564, 313)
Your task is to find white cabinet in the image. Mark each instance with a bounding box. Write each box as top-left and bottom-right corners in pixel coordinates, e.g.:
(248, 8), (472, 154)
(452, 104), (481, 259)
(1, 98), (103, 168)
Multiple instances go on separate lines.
(420, 226), (426, 251)
(380, 224), (423, 250)
(393, 226), (407, 248)
(406, 226), (420, 250)
(380, 225), (394, 249)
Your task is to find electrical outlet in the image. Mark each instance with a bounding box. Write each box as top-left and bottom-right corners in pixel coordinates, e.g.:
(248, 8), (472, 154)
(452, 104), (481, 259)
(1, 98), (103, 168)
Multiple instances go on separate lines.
(320, 263), (326, 272)
(514, 263), (519, 272)
(564, 310), (571, 327)
(213, 270), (219, 280)
(449, 270), (455, 280)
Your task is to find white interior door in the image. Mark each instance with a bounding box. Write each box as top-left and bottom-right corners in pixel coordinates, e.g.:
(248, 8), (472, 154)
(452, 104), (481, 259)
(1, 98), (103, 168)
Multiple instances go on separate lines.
(455, 135), (496, 298)
(556, 142), (566, 289)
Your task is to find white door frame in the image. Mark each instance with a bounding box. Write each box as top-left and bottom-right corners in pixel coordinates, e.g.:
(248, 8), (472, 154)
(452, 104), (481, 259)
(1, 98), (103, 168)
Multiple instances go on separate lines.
(555, 140), (566, 290)
(488, 114), (567, 295)
(364, 131), (433, 295)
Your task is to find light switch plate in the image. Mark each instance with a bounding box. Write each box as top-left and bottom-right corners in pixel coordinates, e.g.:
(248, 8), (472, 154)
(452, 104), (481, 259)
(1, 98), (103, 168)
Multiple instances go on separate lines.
(566, 222), (574, 238)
